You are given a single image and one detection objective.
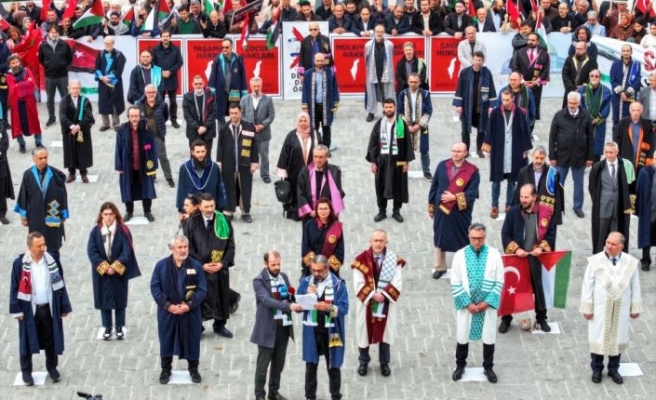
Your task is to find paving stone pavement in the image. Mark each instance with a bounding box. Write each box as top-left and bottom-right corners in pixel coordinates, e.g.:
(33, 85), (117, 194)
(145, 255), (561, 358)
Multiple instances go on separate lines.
(0, 97), (653, 400)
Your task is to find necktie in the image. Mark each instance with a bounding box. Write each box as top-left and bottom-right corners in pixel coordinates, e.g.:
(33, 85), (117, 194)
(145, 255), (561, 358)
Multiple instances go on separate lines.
(610, 163), (616, 186)
(233, 125), (239, 170)
(611, 258), (617, 266)
(529, 49), (535, 64)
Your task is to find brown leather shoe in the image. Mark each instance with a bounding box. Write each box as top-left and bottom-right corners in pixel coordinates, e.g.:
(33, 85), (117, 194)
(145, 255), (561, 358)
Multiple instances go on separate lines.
(99, 125), (110, 132)
(81, 175), (89, 184)
(505, 205), (511, 213)
(66, 175), (76, 183)
(490, 207), (499, 219)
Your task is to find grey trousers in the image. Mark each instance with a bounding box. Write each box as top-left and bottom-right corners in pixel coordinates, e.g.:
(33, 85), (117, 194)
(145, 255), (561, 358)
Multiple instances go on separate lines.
(257, 139), (270, 179)
(154, 136), (172, 180)
(45, 77), (68, 120)
(101, 112), (121, 128)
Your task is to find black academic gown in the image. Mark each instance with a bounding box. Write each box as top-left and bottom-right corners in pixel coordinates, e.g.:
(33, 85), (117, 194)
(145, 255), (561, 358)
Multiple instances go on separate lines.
(87, 223), (141, 310)
(483, 106), (532, 182)
(588, 159), (632, 253)
(0, 119), (14, 208)
(636, 166), (656, 248)
(184, 212), (236, 322)
(60, 95), (95, 171)
(277, 130), (314, 213)
(365, 118), (415, 203)
(513, 163), (564, 226)
(14, 166), (68, 252)
(176, 158), (227, 213)
(216, 121), (259, 213)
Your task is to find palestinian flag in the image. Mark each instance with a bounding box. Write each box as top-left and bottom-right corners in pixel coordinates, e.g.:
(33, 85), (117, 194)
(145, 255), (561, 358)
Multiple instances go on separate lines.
(240, 11), (251, 50)
(266, 6), (281, 50)
(73, 0), (105, 30)
(498, 255), (535, 316)
(204, 0), (216, 14)
(535, 9), (549, 50)
(540, 250), (572, 309)
(122, 6), (135, 29)
(144, 0), (172, 31)
(468, 0), (477, 22)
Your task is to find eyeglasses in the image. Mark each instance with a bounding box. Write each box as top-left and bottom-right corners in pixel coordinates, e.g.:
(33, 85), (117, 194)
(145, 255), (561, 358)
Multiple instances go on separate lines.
(309, 28), (318, 31)
(222, 45), (231, 49)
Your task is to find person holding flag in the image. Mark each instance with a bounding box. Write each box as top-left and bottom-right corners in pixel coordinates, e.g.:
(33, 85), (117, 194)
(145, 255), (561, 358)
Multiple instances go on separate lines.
(450, 222), (503, 383)
(500, 183), (557, 333)
(351, 229), (404, 378)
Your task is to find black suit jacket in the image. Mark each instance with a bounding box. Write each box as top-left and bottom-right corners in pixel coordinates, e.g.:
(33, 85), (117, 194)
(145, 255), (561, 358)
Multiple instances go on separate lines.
(444, 12), (472, 35)
(411, 11), (444, 35)
(474, 18), (496, 32)
(385, 13), (411, 34)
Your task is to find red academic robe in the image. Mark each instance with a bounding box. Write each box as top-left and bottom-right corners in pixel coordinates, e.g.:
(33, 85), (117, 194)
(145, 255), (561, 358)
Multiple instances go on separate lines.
(6, 67), (41, 138)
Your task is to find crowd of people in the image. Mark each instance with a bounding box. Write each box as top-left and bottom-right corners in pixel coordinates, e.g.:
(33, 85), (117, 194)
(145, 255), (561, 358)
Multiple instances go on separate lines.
(1, 0), (654, 398)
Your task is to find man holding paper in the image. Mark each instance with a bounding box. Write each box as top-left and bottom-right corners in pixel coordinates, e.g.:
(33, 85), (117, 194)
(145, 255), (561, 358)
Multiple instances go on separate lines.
(351, 229), (404, 378)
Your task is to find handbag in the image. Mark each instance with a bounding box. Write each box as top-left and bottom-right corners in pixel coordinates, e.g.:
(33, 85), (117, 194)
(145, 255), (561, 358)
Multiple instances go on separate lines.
(274, 179), (292, 205)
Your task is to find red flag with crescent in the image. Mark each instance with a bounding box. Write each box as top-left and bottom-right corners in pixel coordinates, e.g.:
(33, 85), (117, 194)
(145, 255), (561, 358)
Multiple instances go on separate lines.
(498, 255), (535, 316)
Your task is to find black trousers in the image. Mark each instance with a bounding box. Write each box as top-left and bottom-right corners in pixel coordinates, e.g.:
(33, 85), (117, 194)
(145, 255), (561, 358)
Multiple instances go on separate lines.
(20, 304), (57, 373)
(161, 356), (198, 372)
(455, 342), (495, 369)
(460, 112), (484, 152)
(642, 221), (656, 263)
(375, 157), (402, 212)
(45, 77), (68, 120)
(358, 342), (390, 365)
(314, 103), (332, 149)
(0, 177), (8, 217)
(165, 90), (178, 121)
(68, 167), (88, 176)
(305, 328), (341, 400)
(254, 326), (291, 398)
(591, 353), (621, 373)
(126, 199), (153, 214)
(502, 255), (547, 323)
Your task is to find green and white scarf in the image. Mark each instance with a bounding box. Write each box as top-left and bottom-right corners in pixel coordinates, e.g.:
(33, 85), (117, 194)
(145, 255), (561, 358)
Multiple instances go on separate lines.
(270, 274), (293, 327)
(303, 277), (335, 328)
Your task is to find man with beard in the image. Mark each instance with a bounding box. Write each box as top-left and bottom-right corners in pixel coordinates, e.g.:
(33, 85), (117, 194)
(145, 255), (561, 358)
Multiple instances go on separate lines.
(500, 183), (557, 333)
(183, 76), (217, 152)
(38, 25), (72, 128)
(152, 30), (184, 128)
(241, 77), (276, 183)
(385, 5), (411, 36)
(589, 142), (633, 254)
(297, 22), (333, 81)
(184, 193), (236, 338)
(217, 103), (259, 223)
(395, 42), (428, 94)
(115, 107), (158, 222)
(428, 142), (480, 280)
(138, 84), (175, 188)
(444, 1), (472, 38)
(95, 37), (126, 131)
(397, 73), (433, 180)
(561, 41), (597, 108)
(301, 53), (340, 151)
(59, 80), (95, 184)
(208, 38), (248, 127)
(551, 2), (579, 33)
(366, 99), (414, 223)
(512, 145), (564, 240)
(15, 148), (69, 257)
(251, 251), (303, 400)
(482, 90), (533, 219)
(613, 102), (654, 196)
(176, 139), (227, 217)
(128, 50), (164, 105)
(609, 44), (641, 130)
(495, 72), (536, 129)
(295, 0), (323, 21)
(512, 33), (550, 134)
(297, 145), (345, 221)
(328, 4), (352, 34)
(6, 55), (42, 153)
(364, 25), (394, 122)
(151, 234), (207, 384)
(453, 51), (497, 157)
(579, 69), (611, 162)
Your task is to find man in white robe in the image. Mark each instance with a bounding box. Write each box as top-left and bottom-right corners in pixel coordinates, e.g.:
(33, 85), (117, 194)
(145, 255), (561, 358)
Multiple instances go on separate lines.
(580, 231), (642, 385)
(451, 222), (504, 383)
(364, 25), (395, 122)
(351, 229), (404, 377)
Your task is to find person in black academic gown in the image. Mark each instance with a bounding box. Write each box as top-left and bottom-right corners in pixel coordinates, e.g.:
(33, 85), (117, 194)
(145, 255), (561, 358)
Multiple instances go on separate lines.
(176, 139), (227, 215)
(151, 234), (207, 384)
(184, 192), (236, 338)
(87, 202), (141, 340)
(301, 198), (344, 278)
(276, 112), (315, 221)
(60, 80), (95, 183)
(636, 159), (656, 271)
(0, 109), (14, 224)
(14, 147), (69, 255)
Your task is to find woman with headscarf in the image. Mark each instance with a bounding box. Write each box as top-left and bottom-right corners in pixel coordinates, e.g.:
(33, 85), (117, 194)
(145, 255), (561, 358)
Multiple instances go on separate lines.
(87, 202), (141, 340)
(610, 12), (634, 41)
(301, 198), (344, 278)
(276, 112), (316, 221)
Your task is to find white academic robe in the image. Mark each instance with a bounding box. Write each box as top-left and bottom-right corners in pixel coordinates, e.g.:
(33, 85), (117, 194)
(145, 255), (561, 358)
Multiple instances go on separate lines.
(364, 38), (395, 114)
(352, 253), (403, 348)
(451, 246), (504, 345)
(580, 252), (643, 356)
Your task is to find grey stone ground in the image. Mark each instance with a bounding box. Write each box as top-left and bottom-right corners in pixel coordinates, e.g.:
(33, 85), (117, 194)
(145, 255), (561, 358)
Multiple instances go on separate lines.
(0, 97), (653, 400)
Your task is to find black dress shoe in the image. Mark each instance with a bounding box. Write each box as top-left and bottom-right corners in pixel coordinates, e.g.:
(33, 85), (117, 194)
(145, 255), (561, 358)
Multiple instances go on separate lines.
(159, 370), (172, 384)
(124, 212), (133, 222)
(608, 371), (624, 384)
(22, 371), (34, 386)
(391, 211), (404, 223)
(535, 320), (551, 332)
(380, 363), (391, 377)
(99, 125), (111, 132)
(230, 293), (241, 315)
(357, 364), (368, 376)
(46, 118), (56, 127)
(498, 321), (510, 334)
(103, 327), (112, 340)
(167, 178), (176, 188)
(48, 368), (61, 382)
(575, 210), (585, 218)
(373, 211), (386, 222)
(263, 176), (272, 184)
(189, 370), (202, 383)
(484, 368), (497, 383)
(641, 260), (651, 271)
(241, 214), (253, 223)
(452, 367), (464, 381)
(432, 270), (446, 280)
(423, 172), (432, 180)
(366, 113), (375, 122)
(0, 216), (10, 224)
(171, 121), (181, 129)
(19, 144), (27, 154)
(115, 326), (124, 340)
(591, 371), (602, 383)
(145, 212), (156, 222)
(214, 326), (234, 338)
(268, 393), (288, 400)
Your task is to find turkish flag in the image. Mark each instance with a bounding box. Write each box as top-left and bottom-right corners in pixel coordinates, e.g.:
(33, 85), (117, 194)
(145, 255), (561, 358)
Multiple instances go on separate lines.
(66, 41), (100, 73)
(498, 255), (535, 316)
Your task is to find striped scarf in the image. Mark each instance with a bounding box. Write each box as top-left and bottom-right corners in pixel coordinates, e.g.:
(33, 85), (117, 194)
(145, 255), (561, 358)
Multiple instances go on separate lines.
(270, 274), (293, 326)
(303, 277), (334, 328)
(17, 252), (64, 302)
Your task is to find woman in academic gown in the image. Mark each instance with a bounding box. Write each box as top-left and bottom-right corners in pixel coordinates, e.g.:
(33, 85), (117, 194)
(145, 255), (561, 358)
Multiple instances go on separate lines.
(301, 198), (344, 278)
